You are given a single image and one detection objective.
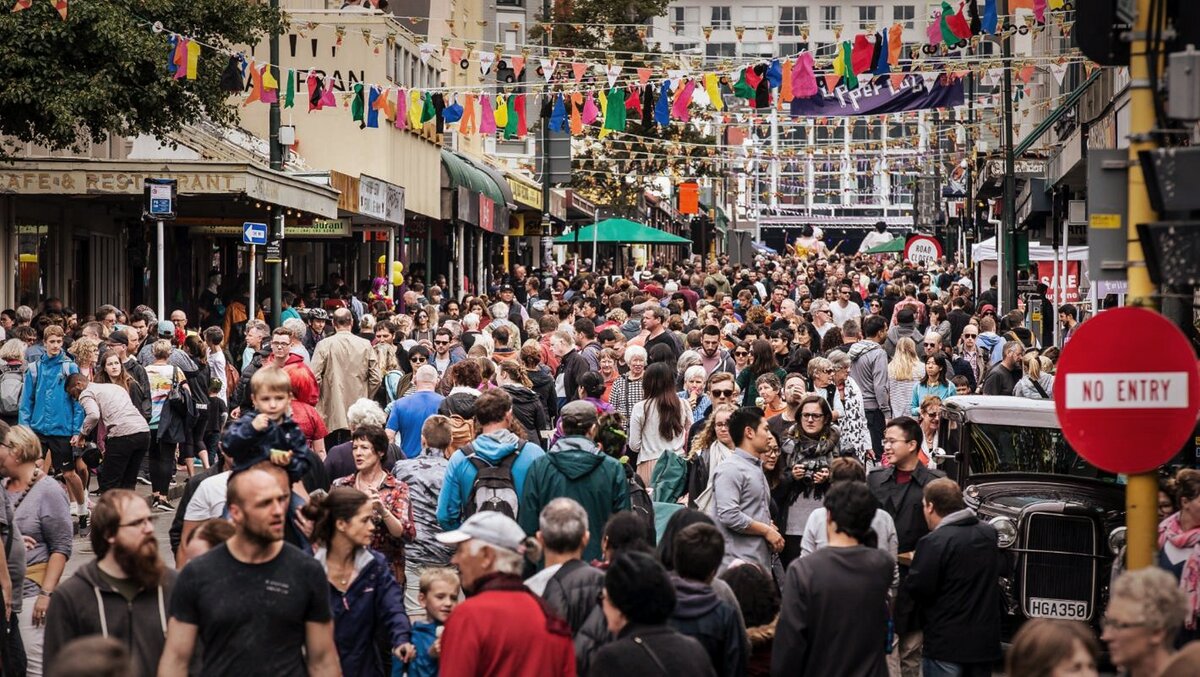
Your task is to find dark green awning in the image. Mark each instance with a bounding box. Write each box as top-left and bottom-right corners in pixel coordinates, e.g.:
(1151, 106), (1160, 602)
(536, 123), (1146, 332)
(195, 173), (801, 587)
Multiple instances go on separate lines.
(553, 218), (692, 245)
(441, 149), (506, 207)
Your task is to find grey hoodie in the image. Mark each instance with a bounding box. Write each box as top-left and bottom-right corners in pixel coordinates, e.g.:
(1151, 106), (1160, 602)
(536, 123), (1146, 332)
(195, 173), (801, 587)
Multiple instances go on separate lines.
(849, 340), (891, 416)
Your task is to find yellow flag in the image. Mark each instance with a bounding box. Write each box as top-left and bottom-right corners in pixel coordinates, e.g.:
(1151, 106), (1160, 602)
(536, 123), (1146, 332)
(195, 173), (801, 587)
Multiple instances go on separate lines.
(704, 73), (723, 111)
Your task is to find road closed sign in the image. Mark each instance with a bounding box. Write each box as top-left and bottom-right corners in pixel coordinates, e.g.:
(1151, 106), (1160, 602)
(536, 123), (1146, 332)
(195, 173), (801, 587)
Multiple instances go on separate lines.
(905, 235), (943, 266)
(1054, 307), (1200, 474)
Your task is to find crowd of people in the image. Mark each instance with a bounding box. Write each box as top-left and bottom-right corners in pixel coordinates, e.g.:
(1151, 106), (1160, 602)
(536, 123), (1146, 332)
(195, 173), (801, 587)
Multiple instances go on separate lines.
(0, 246), (1191, 677)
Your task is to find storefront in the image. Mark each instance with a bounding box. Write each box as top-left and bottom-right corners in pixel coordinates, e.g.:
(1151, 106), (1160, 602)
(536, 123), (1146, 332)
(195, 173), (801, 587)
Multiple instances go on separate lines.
(0, 159), (338, 316)
(440, 150), (511, 298)
(503, 171), (545, 270)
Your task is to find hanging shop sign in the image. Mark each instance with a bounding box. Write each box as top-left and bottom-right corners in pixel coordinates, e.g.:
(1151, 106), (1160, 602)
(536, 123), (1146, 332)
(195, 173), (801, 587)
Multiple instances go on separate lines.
(790, 74), (965, 117)
(358, 174), (406, 225)
(189, 218), (350, 238)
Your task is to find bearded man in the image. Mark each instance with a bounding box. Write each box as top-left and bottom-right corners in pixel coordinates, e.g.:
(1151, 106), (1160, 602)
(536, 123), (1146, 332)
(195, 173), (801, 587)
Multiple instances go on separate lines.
(43, 490), (176, 677)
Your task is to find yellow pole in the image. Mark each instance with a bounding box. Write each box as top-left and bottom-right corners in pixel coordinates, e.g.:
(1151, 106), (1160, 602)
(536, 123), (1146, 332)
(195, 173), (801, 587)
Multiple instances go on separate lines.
(1123, 0), (1162, 570)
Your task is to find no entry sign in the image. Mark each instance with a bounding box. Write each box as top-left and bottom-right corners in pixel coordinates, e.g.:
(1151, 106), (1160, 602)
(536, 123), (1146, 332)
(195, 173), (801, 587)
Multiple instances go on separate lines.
(1054, 307), (1200, 474)
(905, 235), (943, 266)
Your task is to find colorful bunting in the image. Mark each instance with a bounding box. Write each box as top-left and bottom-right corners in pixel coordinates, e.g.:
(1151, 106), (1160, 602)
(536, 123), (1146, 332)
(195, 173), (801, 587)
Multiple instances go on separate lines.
(549, 93), (566, 132)
(654, 81), (670, 126)
(780, 59), (794, 102)
(602, 88), (626, 132)
(350, 83), (365, 126)
(479, 94), (496, 133)
(793, 52), (817, 97)
(11, 0), (67, 20)
(261, 66), (278, 104)
(704, 73), (724, 111)
(366, 85), (381, 128)
(851, 34), (872, 74)
(284, 69), (295, 108)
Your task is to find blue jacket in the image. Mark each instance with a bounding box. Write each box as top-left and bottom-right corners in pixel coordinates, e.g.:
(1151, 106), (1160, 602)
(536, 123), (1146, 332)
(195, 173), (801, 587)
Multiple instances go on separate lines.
(18, 351), (83, 437)
(392, 619), (441, 677)
(221, 412), (311, 483)
(436, 428), (545, 530)
(324, 548), (411, 677)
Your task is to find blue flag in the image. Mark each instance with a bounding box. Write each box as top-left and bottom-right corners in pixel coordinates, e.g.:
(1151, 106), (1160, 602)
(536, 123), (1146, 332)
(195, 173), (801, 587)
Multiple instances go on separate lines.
(549, 94), (566, 132)
(983, 0), (998, 34)
(654, 80), (671, 126)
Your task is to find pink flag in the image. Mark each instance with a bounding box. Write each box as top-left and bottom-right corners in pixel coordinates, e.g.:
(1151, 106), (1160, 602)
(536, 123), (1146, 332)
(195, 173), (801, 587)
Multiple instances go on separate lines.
(670, 79), (696, 121)
(394, 88), (407, 129)
(480, 94), (497, 133)
(792, 52), (817, 97)
(581, 92), (599, 124)
(927, 13), (943, 44)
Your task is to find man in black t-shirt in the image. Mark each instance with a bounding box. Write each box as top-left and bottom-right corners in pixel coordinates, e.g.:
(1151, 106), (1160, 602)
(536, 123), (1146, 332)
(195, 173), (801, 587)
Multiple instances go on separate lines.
(641, 305), (681, 361)
(158, 469), (339, 677)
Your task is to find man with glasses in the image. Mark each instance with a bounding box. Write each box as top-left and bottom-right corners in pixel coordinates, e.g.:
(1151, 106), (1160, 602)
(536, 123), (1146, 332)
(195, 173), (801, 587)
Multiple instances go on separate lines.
(926, 332), (977, 394)
(43, 489), (177, 677)
(955, 325), (986, 391)
(869, 416), (945, 677)
(267, 328), (319, 407)
(831, 283), (863, 328)
(810, 300), (836, 339)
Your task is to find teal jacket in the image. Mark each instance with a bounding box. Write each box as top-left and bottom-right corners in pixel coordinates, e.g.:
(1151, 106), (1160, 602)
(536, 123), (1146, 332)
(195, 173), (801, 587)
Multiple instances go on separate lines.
(18, 351), (83, 437)
(436, 429), (544, 531)
(518, 436), (630, 562)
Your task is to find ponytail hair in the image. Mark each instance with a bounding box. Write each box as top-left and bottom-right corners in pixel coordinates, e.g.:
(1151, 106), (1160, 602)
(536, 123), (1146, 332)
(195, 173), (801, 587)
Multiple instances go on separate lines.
(300, 487), (369, 547)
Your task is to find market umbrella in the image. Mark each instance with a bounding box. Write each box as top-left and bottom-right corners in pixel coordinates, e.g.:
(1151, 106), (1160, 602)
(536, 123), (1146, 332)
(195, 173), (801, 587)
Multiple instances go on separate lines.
(552, 218), (692, 245)
(863, 237), (904, 254)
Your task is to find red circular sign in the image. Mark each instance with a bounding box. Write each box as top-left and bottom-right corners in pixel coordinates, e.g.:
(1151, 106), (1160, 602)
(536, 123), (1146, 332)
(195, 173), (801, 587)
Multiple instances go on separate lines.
(904, 235), (943, 266)
(1054, 307), (1200, 474)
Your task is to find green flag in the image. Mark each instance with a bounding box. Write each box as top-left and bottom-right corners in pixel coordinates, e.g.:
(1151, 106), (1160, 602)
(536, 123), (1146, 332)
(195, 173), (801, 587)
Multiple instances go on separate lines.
(841, 42), (858, 89)
(733, 68), (755, 99)
(940, 2), (958, 45)
(421, 91), (436, 123)
(603, 87), (627, 131)
(503, 94), (518, 139)
(350, 83), (364, 123)
(284, 69), (295, 109)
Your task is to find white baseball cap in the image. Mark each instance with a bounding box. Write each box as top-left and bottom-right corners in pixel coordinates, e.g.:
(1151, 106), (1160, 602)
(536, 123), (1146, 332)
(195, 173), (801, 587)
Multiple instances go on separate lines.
(435, 511), (527, 553)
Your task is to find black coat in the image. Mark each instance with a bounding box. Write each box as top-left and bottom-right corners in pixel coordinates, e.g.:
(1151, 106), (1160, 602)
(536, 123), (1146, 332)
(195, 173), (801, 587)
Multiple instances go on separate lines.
(503, 384), (550, 447)
(542, 559), (604, 636)
(559, 349), (588, 404)
(588, 624), (717, 677)
(906, 513), (1004, 664)
(528, 367), (559, 420)
(669, 576), (747, 677)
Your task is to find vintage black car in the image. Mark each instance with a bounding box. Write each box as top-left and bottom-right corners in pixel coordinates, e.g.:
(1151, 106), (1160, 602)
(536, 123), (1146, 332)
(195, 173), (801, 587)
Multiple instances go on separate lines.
(936, 395), (1126, 639)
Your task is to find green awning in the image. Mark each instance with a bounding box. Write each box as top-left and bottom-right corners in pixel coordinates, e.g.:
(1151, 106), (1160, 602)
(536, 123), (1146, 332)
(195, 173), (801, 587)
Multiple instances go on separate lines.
(553, 218), (692, 245)
(714, 206), (728, 234)
(441, 149), (506, 207)
(863, 237), (904, 254)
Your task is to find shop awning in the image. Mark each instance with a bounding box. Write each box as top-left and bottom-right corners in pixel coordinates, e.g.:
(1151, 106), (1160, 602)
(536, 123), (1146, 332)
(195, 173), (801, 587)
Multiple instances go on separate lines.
(441, 150), (506, 208)
(553, 218), (692, 245)
(863, 237), (904, 254)
(0, 159), (340, 218)
(505, 171), (544, 211)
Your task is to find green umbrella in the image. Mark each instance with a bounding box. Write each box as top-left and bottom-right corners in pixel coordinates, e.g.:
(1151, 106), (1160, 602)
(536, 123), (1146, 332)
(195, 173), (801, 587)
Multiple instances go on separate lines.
(863, 237), (903, 254)
(552, 218), (692, 245)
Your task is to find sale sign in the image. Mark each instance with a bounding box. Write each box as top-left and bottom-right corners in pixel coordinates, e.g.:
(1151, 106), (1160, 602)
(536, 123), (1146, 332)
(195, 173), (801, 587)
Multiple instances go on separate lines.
(1036, 261), (1081, 303)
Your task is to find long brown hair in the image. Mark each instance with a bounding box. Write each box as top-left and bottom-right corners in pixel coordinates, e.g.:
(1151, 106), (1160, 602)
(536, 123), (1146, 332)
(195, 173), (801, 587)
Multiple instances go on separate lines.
(95, 352), (134, 393)
(747, 339), (779, 377)
(643, 362), (684, 440)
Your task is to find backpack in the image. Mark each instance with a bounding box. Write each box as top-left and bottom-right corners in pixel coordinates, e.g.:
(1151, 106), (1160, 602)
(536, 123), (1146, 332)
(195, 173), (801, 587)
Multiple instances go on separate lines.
(461, 442), (521, 520)
(0, 365), (23, 416)
(626, 469), (656, 539)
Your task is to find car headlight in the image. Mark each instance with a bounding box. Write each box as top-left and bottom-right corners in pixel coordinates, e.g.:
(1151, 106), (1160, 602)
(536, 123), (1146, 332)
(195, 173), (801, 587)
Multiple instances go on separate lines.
(1108, 526), (1127, 555)
(990, 516), (1017, 548)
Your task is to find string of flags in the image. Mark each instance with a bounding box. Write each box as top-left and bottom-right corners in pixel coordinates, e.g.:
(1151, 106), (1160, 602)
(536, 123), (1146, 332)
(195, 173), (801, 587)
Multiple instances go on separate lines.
(10, 0), (66, 20)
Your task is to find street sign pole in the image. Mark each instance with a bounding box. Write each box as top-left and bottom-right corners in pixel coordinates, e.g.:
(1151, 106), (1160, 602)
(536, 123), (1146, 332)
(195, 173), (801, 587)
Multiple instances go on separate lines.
(156, 219), (165, 320)
(248, 245), (257, 321)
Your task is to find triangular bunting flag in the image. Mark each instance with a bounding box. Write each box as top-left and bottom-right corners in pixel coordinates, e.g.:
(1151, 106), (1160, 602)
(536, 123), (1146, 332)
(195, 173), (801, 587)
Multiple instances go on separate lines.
(418, 42), (435, 65)
(1049, 61), (1067, 86)
(572, 61), (586, 83)
(511, 56), (525, 77)
(637, 67), (652, 86)
(448, 48), (464, 65)
(479, 51), (496, 75)
(606, 64), (621, 89)
(284, 69), (295, 108)
(921, 72), (939, 89)
(539, 58), (556, 81)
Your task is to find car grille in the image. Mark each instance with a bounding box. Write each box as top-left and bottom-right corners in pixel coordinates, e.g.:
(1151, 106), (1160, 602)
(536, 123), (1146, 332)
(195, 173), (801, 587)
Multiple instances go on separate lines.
(1020, 512), (1098, 619)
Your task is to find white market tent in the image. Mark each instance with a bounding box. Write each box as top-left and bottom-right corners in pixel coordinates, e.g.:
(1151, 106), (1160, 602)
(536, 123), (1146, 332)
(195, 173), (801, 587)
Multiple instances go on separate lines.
(971, 236), (1088, 262)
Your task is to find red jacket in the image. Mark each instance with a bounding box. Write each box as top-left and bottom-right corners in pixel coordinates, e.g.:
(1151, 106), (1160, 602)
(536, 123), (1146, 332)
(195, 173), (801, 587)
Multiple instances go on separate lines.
(440, 590), (575, 677)
(281, 353), (320, 406)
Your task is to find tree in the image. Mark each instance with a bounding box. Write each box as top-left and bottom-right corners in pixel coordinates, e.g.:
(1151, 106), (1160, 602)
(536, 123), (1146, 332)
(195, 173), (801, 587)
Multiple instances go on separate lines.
(538, 0), (720, 216)
(0, 0), (280, 151)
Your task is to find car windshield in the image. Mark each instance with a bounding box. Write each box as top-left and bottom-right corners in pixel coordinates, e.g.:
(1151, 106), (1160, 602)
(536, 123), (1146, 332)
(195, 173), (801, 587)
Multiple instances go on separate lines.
(960, 422), (1120, 482)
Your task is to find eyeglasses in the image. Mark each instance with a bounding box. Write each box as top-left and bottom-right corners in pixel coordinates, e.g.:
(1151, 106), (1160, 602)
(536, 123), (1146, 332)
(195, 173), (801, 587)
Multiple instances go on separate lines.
(434, 340), (450, 345)
(821, 368), (836, 374)
(1101, 617), (1146, 632)
(923, 343), (937, 349)
(270, 342), (290, 348)
(711, 389), (735, 398)
(733, 351), (748, 358)
(800, 413), (824, 420)
(962, 333), (979, 339)
(764, 448), (780, 457)
(119, 516), (155, 530)
(410, 356), (427, 363)
(923, 411), (941, 419)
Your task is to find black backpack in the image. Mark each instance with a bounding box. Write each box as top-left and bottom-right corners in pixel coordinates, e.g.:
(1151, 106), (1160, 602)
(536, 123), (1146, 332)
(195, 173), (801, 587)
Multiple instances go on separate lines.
(462, 443), (522, 520)
(626, 468), (656, 540)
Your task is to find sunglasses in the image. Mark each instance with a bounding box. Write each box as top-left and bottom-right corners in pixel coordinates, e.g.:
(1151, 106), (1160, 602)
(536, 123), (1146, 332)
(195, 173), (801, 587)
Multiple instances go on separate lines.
(963, 333), (979, 338)
(410, 356), (427, 363)
(733, 351), (748, 357)
(711, 389), (735, 398)
(434, 340), (450, 345)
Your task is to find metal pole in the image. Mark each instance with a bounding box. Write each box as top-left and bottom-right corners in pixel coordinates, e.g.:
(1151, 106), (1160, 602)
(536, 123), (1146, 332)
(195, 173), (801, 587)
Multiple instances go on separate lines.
(1123, 0), (1163, 571)
(269, 0), (282, 328)
(966, 42), (976, 268)
(541, 0), (553, 275)
(249, 245), (257, 320)
(1000, 0), (1017, 314)
(156, 219), (165, 319)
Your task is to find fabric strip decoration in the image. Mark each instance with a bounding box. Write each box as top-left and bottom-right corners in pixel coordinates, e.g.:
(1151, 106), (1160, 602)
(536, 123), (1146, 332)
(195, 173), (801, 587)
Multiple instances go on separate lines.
(793, 52), (817, 97)
(549, 93), (566, 132)
(851, 34), (873, 75)
(888, 23), (904, 67)
(704, 73), (724, 110)
(653, 80), (671, 126)
(284, 69), (295, 109)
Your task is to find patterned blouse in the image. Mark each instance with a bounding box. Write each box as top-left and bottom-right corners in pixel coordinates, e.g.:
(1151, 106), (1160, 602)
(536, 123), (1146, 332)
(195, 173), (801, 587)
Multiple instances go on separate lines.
(836, 376), (872, 463)
(331, 472), (416, 584)
(609, 374), (645, 433)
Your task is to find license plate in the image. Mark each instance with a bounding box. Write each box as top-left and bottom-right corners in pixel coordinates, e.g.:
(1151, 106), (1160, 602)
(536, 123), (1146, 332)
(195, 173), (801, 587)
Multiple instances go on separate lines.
(1028, 597), (1089, 620)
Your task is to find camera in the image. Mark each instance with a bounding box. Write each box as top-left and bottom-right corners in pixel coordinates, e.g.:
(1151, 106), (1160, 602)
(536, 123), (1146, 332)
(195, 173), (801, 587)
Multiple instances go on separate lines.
(797, 457), (829, 482)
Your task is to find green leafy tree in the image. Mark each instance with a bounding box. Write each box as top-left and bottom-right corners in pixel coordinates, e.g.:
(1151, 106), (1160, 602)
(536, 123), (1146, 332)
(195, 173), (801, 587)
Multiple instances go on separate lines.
(0, 0), (280, 151)
(537, 0), (719, 216)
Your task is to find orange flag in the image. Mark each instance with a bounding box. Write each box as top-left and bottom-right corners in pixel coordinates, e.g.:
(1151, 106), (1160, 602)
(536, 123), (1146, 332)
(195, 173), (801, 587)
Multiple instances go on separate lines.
(780, 59), (794, 102)
(11, 0), (66, 19)
(823, 74), (840, 92)
(243, 62), (264, 106)
(569, 92), (584, 135)
(459, 94), (476, 134)
(572, 62), (586, 83)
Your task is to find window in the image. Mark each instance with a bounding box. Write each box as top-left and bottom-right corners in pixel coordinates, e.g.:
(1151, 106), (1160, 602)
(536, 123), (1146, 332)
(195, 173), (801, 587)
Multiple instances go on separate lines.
(503, 30), (519, 51)
(710, 6), (731, 30)
(779, 6), (808, 36)
(893, 5), (916, 29)
(780, 41), (808, 56)
(496, 0), (523, 5)
(742, 6), (773, 27)
(671, 6), (699, 35)
(856, 5), (878, 30)
(743, 42), (774, 58)
(705, 42), (737, 61)
(820, 6), (840, 29)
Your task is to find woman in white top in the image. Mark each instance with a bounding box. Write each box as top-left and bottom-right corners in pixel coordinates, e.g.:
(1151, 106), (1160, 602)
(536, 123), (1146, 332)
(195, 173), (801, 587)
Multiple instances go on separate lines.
(886, 337), (925, 421)
(628, 362), (691, 486)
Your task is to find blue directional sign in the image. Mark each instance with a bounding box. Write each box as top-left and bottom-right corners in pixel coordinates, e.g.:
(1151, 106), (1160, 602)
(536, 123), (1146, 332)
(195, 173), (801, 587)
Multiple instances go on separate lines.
(243, 222), (268, 245)
(144, 178), (177, 220)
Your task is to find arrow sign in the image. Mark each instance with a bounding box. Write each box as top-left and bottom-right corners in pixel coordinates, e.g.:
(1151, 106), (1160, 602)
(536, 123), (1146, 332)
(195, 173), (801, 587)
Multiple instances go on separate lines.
(243, 222), (268, 246)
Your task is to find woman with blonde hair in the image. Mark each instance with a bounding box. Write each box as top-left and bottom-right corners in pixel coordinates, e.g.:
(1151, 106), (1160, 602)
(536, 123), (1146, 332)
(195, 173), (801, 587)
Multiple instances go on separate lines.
(67, 337), (100, 381)
(686, 403), (737, 512)
(886, 336), (925, 421)
(1014, 352), (1056, 400)
(0, 338), (27, 425)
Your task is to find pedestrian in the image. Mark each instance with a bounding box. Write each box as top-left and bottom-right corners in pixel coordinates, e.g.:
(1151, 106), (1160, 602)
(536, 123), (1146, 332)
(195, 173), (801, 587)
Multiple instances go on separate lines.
(1014, 352), (1055, 400)
(848, 314), (890, 460)
(66, 373), (150, 493)
(799, 456), (898, 563)
(1157, 468), (1200, 638)
(144, 339), (186, 511)
(587, 550), (716, 677)
(1, 339), (28, 427)
(776, 395), (840, 566)
(910, 353), (957, 415)
(302, 486), (413, 677)
(519, 402), (628, 563)
(906, 478), (1003, 677)
(665, 522), (748, 677)
(497, 361), (550, 445)
(43, 490), (175, 677)
(735, 340), (785, 409)
(981, 340), (1023, 396)
(395, 567), (460, 677)
(607, 345), (646, 433)
(179, 518), (234, 563)
(312, 307), (382, 447)
(1102, 567), (1189, 677)
(434, 511), (575, 676)
(886, 336), (925, 421)
(331, 425), (416, 586)
(772, 480), (894, 677)
(524, 498), (605, 634)
(17, 325), (87, 528)
(628, 362), (691, 489)
(719, 562), (781, 677)
(436, 388), (545, 530)
(687, 403), (737, 512)
(710, 406), (783, 572)
(391, 415), (456, 617)
(1005, 619), (1099, 677)
(158, 469), (340, 676)
(3, 425), (72, 677)
(868, 415), (945, 677)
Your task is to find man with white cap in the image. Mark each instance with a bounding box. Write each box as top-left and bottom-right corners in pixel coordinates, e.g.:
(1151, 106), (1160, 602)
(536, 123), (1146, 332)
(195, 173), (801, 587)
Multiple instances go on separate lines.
(435, 511), (575, 675)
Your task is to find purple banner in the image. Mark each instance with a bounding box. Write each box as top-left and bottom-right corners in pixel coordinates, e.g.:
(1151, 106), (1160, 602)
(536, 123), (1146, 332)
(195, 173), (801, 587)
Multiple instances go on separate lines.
(789, 74), (965, 117)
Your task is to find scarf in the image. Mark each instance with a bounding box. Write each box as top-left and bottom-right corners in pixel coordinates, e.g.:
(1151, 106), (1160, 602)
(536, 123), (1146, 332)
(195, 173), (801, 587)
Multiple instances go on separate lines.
(472, 572), (572, 637)
(1159, 512), (1200, 628)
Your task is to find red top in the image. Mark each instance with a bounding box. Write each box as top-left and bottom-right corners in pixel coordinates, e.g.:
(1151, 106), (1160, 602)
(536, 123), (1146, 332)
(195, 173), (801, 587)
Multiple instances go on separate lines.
(281, 353), (319, 406)
(440, 590), (576, 677)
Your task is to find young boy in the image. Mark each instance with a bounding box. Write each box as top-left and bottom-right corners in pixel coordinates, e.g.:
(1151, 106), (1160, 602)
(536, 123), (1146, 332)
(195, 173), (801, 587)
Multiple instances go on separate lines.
(203, 378), (228, 469)
(393, 567), (460, 677)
